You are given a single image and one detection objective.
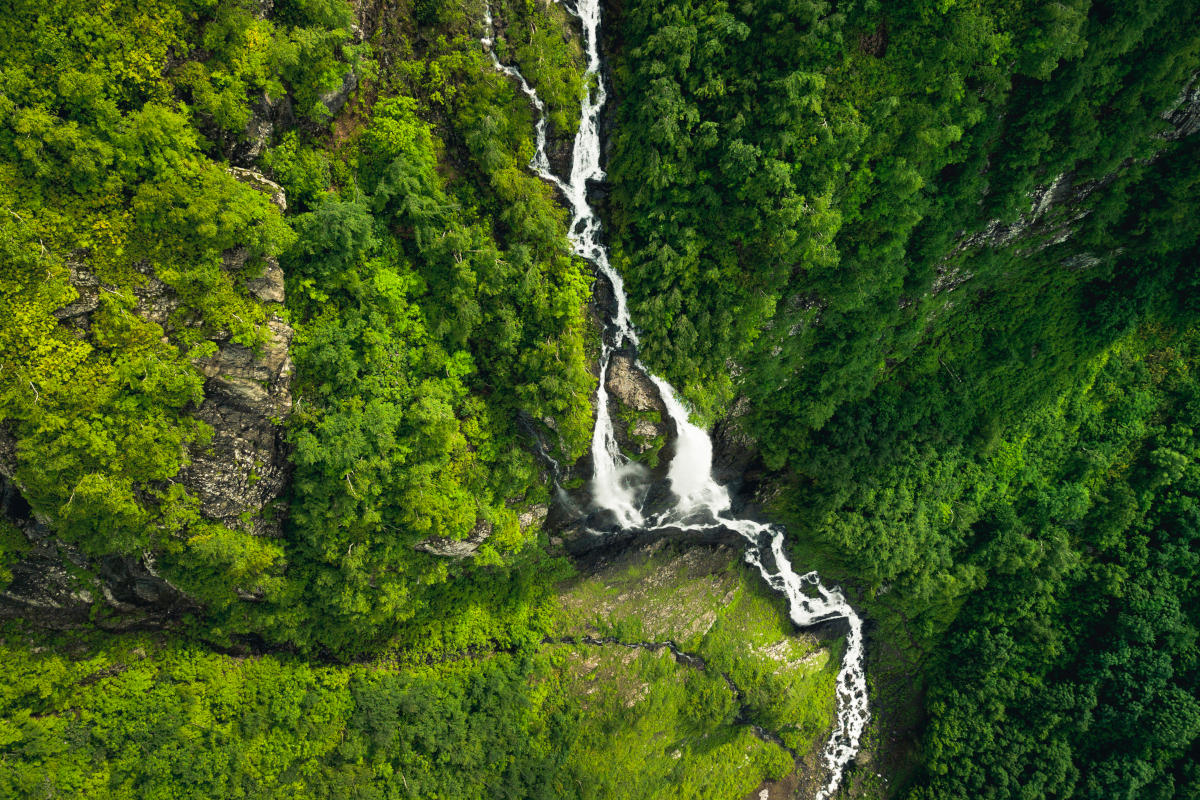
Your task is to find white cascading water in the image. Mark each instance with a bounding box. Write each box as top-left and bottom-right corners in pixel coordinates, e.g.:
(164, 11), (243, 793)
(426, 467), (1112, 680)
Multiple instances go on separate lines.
(483, 3), (869, 797)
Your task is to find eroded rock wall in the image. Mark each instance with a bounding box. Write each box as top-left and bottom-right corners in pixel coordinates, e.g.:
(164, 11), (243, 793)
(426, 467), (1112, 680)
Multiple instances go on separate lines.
(1, 170), (294, 627)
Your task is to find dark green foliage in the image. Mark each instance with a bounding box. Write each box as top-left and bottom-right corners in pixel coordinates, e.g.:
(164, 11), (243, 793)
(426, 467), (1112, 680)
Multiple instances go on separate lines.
(608, 1), (1200, 795)
(907, 332), (1200, 800)
(609, 0), (1200, 430)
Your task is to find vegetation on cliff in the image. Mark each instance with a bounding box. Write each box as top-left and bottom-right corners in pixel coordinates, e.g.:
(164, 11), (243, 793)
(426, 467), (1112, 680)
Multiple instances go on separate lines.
(2, 0), (1199, 798)
(0, 1), (838, 797)
(0, 543), (827, 799)
(0, 0), (600, 654)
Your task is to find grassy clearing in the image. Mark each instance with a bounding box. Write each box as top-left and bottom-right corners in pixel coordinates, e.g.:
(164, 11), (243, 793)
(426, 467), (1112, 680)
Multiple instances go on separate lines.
(538, 643), (792, 800)
(554, 539), (842, 763)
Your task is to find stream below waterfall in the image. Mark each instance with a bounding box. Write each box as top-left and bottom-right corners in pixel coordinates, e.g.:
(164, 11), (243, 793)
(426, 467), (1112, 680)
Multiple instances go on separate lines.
(483, 2), (870, 797)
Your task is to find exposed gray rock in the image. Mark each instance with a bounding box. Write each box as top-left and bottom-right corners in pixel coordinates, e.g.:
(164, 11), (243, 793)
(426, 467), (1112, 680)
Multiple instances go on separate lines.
(605, 353), (670, 457)
(519, 504), (549, 531)
(546, 126), (574, 184)
(234, 91), (294, 166)
(417, 504), (548, 558)
(228, 167), (287, 212)
(224, 247), (285, 304)
(47, 252), (296, 540)
(956, 172), (1088, 255)
(174, 169), (295, 536)
(184, 316), (294, 536)
(320, 70), (359, 118)
(246, 257), (286, 303)
(945, 73), (1200, 282)
(629, 418), (658, 439)
(242, 112), (274, 162)
(711, 396), (759, 488)
(1163, 72), (1200, 141)
(416, 519), (494, 558)
(606, 353), (660, 411)
(930, 263), (974, 296)
(2, 173), (295, 628)
(52, 260), (100, 326)
(132, 265), (185, 327)
(1062, 252), (1102, 271)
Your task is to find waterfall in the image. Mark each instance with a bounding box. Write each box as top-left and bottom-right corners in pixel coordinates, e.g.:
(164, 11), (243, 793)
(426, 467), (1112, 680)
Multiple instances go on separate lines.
(483, 3), (870, 797)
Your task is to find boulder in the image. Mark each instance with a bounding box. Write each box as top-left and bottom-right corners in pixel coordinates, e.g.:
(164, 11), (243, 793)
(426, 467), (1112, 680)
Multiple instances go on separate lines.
(604, 353), (670, 458)
(228, 167), (288, 212)
(320, 70), (359, 118)
(246, 257), (286, 303)
(416, 519), (493, 559)
(519, 504), (549, 531)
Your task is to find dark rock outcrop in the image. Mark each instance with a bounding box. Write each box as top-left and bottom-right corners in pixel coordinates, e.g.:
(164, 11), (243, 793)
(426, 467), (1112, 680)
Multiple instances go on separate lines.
(711, 396), (761, 491)
(0, 478), (198, 629)
(519, 503), (550, 531)
(952, 170), (1089, 258)
(40, 251), (296, 540)
(227, 167), (287, 212)
(184, 315), (294, 537)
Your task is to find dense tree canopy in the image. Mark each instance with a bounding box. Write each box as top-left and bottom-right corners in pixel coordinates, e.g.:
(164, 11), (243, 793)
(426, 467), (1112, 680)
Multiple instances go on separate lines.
(1, 0), (1199, 797)
(607, 0), (1200, 796)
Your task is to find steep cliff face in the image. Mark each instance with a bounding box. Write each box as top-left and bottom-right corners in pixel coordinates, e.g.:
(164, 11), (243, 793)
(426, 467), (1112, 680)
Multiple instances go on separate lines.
(186, 174), (294, 538)
(942, 72), (1200, 282)
(0, 171), (294, 627)
(1163, 72), (1200, 141)
(0, 444), (199, 630)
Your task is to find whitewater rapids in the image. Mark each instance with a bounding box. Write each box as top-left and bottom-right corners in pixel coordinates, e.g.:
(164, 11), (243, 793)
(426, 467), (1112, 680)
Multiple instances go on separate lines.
(482, 3), (870, 797)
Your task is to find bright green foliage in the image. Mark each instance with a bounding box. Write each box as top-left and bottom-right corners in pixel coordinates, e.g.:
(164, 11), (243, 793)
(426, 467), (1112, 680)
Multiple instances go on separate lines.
(610, 0), (1200, 632)
(544, 645), (794, 798)
(0, 630), (559, 799)
(0, 0), (360, 613)
(558, 542), (840, 754)
(267, 13), (597, 652)
(0, 557), (821, 800)
(3, 0), (1200, 797)
(767, 134), (1200, 615)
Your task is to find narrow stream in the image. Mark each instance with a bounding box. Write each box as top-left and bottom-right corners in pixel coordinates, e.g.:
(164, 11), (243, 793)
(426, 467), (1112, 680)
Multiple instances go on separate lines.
(483, 3), (870, 797)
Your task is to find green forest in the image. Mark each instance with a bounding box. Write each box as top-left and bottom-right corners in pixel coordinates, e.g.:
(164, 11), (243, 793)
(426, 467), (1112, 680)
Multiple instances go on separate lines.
(1, 0), (1198, 797)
